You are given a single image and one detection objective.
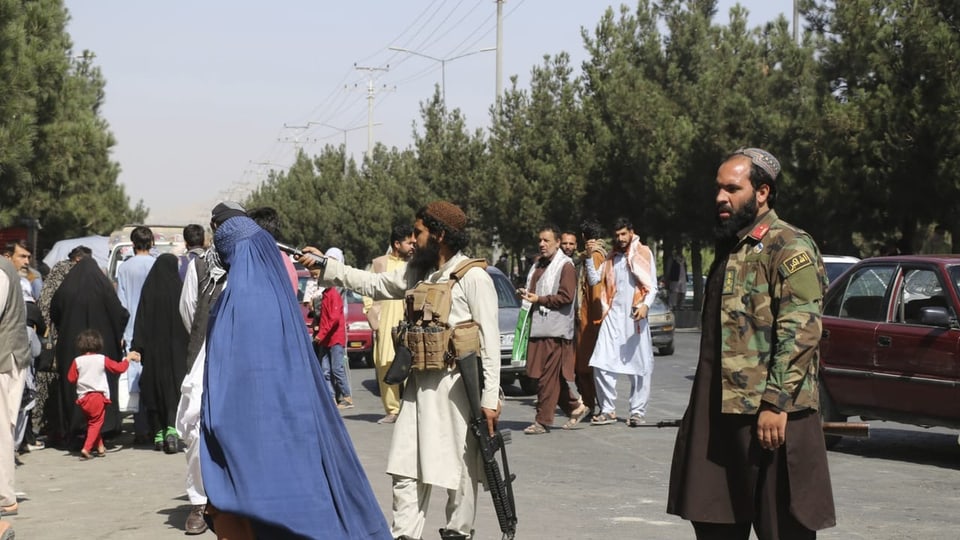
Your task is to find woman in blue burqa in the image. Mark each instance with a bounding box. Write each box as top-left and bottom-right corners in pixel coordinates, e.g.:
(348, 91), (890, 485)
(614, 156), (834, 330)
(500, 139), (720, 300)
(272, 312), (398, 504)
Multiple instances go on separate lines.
(200, 212), (390, 539)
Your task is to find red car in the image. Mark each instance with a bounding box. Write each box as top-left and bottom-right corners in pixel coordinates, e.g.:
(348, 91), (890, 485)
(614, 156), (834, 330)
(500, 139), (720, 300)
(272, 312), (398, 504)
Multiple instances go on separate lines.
(819, 255), (960, 446)
(297, 267), (374, 367)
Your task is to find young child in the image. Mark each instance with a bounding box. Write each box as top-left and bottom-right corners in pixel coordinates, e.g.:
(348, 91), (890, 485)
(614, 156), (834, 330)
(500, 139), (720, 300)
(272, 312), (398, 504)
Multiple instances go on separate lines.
(66, 329), (140, 460)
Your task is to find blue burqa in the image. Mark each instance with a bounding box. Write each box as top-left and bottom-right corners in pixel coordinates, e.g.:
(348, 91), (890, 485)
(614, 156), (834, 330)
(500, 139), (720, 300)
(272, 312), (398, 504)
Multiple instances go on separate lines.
(200, 216), (391, 539)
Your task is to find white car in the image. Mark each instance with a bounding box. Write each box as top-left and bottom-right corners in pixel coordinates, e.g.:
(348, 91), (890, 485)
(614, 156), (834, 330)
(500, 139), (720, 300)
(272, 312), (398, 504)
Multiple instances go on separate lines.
(822, 254), (860, 285)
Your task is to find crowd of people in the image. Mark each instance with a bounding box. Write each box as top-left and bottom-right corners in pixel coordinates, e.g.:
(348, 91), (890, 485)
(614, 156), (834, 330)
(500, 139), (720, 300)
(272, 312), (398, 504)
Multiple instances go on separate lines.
(0, 146), (839, 540)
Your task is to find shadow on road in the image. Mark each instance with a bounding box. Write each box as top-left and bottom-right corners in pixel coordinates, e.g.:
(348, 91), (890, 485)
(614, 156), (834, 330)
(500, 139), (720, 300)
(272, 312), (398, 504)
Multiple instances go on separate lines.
(157, 499), (192, 532)
(829, 426), (960, 469)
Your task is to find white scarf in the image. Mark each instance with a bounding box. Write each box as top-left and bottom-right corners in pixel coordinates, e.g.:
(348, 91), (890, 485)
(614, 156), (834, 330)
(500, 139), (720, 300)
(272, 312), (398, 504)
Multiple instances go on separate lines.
(525, 251), (572, 315)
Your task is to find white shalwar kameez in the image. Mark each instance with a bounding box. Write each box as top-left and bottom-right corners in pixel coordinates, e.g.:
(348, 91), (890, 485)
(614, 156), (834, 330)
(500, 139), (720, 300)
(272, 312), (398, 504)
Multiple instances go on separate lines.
(587, 252), (657, 417)
(321, 252), (500, 540)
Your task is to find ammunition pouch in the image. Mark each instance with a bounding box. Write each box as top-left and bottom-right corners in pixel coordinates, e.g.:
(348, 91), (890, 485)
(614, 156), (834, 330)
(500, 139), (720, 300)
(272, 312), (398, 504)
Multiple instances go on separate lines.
(393, 258), (488, 372)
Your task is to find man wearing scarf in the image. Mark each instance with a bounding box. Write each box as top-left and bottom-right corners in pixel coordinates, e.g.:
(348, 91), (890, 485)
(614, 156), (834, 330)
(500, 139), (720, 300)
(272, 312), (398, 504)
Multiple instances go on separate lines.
(667, 148), (835, 539)
(574, 219), (607, 418)
(176, 204), (235, 535)
(519, 226), (588, 434)
(585, 217), (658, 427)
(301, 200), (501, 540)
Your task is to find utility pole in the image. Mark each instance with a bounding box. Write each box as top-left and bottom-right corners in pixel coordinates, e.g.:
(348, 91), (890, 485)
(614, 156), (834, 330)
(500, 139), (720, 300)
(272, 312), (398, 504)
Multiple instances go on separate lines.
(279, 123), (316, 156)
(495, 0), (505, 117)
(793, 0), (799, 44)
(318, 122), (380, 176)
(353, 64), (390, 160)
(388, 46), (495, 105)
(248, 161), (283, 184)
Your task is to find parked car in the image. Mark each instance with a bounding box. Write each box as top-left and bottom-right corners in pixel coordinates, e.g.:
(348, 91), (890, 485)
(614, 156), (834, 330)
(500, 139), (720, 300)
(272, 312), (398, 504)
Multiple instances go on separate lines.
(343, 289), (374, 367)
(649, 296), (675, 355)
(818, 255), (960, 447)
(485, 266), (538, 395)
(682, 274), (707, 308)
(822, 254), (860, 285)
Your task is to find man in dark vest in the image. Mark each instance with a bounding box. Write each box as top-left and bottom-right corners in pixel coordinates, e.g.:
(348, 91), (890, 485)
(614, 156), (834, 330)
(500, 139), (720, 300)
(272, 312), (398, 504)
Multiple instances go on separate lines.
(0, 255), (30, 520)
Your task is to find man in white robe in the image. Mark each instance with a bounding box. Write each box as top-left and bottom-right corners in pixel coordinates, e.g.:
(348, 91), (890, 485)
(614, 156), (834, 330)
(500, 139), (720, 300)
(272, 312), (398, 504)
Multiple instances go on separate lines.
(586, 217), (658, 427)
(301, 201), (501, 540)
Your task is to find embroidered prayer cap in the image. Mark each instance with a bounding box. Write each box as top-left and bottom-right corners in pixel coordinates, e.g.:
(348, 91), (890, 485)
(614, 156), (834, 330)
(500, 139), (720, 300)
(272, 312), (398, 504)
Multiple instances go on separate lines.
(732, 147), (781, 181)
(423, 200), (467, 233)
(211, 201), (247, 227)
(325, 247), (344, 264)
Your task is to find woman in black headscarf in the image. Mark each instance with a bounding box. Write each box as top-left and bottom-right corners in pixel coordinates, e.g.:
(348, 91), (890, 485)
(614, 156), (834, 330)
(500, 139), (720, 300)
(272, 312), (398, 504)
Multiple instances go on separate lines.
(35, 258), (74, 443)
(131, 253), (188, 453)
(50, 257), (128, 445)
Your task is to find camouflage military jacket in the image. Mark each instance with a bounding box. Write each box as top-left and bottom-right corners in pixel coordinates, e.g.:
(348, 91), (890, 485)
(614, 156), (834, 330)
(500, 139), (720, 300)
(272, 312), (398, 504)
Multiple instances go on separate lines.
(718, 210), (828, 414)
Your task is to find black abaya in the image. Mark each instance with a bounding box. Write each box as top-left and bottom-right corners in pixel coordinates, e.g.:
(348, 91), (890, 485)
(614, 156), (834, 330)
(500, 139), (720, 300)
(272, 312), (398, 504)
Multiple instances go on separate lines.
(131, 253), (188, 434)
(50, 257), (129, 440)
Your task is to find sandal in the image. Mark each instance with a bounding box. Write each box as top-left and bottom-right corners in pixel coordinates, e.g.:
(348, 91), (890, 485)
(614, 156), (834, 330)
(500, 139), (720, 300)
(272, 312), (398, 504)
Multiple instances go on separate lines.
(562, 404), (591, 430)
(523, 423), (548, 435)
(590, 413), (617, 426)
(627, 414), (646, 427)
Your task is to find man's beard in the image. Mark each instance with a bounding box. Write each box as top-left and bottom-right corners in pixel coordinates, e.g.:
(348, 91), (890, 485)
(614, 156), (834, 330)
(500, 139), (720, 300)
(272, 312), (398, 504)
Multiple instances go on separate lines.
(714, 194), (759, 240)
(409, 236), (441, 277)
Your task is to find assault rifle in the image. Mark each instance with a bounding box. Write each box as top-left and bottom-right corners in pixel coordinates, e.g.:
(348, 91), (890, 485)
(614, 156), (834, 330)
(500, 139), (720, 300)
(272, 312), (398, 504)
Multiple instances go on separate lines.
(456, 352), (517, 540)
(636, 419), (871, 438)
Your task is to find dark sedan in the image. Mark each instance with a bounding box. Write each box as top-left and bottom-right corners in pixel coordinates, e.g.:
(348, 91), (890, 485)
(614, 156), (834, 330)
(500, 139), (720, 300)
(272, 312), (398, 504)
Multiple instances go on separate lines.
(818, 255), (960, 446)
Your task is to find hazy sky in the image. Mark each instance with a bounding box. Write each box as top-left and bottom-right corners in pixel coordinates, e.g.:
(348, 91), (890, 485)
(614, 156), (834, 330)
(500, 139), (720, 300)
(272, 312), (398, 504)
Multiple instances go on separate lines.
(64, 1), (791, 225)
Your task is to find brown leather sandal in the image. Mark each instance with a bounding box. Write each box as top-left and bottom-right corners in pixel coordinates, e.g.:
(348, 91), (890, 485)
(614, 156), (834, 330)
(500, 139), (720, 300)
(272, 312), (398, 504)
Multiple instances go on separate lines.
(523, 423), (548, 435)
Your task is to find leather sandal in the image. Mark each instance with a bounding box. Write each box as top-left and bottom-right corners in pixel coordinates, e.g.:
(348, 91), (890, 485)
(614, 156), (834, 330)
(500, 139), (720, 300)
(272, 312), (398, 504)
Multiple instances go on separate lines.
(0, 502), (18, 516)
(562, 403), (591, 430)
(523, 423), (548, 435)
(590, 412), (617, 426)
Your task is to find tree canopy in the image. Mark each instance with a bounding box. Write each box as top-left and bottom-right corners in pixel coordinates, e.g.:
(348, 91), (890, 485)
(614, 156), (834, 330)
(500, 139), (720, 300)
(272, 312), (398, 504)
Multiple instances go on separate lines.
(8, 0), (959, 280)
(0, 0), (146, 247)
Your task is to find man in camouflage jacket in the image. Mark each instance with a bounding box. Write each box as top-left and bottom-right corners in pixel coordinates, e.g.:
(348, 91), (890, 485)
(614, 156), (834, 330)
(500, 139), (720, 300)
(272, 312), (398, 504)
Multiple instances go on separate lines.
(668, 148), (836, 540)
(717, 207), (828, 416)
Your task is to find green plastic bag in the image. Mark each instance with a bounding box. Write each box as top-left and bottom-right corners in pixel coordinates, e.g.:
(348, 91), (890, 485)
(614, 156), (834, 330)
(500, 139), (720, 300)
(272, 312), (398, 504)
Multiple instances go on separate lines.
(511, 304), (532, 363)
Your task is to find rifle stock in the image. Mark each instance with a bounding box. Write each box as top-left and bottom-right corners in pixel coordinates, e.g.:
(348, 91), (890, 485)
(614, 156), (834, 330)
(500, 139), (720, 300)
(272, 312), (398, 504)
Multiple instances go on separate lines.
(634, 419), (870, 438)
(822, 421), (870, 438)
(456, 352), (518, 540)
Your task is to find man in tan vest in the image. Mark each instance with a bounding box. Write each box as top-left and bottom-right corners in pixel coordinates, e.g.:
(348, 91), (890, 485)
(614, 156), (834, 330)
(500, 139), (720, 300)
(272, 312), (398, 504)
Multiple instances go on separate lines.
(366, 225), (416, 424)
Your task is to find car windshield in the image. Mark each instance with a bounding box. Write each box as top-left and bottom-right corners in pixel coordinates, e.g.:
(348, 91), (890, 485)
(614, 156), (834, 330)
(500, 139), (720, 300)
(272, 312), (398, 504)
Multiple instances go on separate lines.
(949, 266), (960, 300)
(488, 271), (521, 309)
(825, 261), (856, 284)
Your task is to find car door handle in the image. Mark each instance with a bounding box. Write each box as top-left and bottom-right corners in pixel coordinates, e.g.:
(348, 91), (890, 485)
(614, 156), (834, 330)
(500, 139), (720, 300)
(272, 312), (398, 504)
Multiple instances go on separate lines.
(822, 329), (830, 340)
(877, 335), (892, 347)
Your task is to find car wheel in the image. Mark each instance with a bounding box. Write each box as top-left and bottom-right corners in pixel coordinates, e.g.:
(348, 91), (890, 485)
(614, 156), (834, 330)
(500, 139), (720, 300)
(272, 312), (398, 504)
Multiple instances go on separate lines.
(500, 373), (517, 388)
(519, 375), (539, 396)
(819, 379), (846, 450)
(658, 344), (674, 356)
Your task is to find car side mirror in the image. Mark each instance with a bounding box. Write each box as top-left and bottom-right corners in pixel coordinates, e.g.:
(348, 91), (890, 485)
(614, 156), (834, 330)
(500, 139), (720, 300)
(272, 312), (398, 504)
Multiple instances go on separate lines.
(919, 306), (952, 328)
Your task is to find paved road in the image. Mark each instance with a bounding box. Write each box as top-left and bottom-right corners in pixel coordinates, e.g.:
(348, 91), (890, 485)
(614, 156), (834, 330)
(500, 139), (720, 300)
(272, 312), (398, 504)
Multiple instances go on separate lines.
(9, 331), (960, 539)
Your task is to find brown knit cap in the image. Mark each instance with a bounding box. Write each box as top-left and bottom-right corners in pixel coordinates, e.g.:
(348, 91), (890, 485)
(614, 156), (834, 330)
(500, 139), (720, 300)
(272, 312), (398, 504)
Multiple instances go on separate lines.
(423, 200), (467, 232)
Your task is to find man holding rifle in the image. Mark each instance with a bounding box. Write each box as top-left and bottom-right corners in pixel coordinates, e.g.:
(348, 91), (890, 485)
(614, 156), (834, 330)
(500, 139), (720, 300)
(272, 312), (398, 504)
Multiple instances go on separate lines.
(667, 148), (836, 539)
(300, 201), (504, 540)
